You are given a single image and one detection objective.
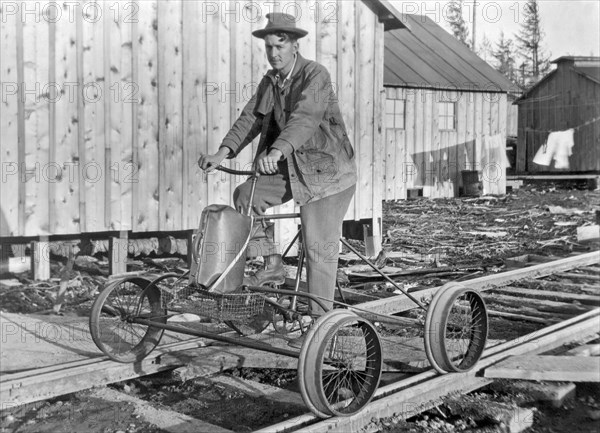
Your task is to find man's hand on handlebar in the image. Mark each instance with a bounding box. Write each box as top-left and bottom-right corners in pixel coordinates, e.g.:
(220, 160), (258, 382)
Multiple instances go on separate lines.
(256, 149), (283, 175)
(198, 148), (230, 173)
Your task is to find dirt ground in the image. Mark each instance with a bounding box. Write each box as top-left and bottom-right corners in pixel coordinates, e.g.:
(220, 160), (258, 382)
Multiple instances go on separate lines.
(1, 181), (599, 432)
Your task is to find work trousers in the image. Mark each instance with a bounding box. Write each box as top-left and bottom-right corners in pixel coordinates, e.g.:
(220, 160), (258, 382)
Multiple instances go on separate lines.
(233, 171), (355, 315)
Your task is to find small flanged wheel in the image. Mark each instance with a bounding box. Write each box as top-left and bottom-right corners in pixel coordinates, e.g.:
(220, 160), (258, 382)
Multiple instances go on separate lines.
(424, 283), (488, 374)
(90, 276), (167, 363)
(298, 310), (383, 418)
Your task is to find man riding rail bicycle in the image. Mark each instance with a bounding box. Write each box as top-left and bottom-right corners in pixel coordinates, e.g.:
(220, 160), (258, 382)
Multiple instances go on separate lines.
(198, 13), (357, 347)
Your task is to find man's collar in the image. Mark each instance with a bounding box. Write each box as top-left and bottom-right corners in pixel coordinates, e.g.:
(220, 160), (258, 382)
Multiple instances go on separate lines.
(267, 53), (306, 83)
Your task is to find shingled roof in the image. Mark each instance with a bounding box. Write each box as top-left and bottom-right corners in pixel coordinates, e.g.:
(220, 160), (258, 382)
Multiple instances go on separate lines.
(384, 13), (516, 93)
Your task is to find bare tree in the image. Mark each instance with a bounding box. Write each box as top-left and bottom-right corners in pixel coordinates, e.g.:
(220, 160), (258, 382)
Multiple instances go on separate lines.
(515, 0), (551, 86)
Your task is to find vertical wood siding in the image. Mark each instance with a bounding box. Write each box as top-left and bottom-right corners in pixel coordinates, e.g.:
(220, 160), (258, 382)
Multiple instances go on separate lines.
(0, 0), (385, 237)
(384, 88), (509, 199)
(516, 65), (600, 173)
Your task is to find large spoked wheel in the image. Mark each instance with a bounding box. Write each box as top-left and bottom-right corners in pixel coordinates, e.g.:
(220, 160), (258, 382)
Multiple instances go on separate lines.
(90, 276), (167, 363)
(298, 310), (383, 418)
(424, 283), (488, 374)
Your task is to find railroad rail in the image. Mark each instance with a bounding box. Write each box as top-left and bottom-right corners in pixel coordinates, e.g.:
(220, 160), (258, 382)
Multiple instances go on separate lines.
(1, 251), (599, 432)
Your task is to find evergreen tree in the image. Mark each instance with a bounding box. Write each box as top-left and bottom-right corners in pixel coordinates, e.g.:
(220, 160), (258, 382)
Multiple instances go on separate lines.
(515, 0), (551, 86)
(478, 34), (493, 62)
(447, 0), (470, 47)
(492, 31), (518, 83)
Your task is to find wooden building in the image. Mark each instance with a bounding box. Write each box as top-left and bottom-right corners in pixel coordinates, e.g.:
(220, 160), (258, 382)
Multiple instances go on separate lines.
(0, 0), (405, 241)
(513, 56), (600, 174)
(382, 13), (517, 199)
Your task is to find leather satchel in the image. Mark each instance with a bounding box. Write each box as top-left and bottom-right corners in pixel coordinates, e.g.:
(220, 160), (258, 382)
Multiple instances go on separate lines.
(189, 204), (252, 294)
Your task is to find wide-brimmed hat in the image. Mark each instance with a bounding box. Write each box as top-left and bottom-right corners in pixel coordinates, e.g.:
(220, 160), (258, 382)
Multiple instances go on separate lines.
(252, 12), (308, 39)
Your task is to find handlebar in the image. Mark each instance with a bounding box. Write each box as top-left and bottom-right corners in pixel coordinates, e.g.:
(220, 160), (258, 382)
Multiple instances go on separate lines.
(211, 165), (258, 176)
(212, 165), (278, 177)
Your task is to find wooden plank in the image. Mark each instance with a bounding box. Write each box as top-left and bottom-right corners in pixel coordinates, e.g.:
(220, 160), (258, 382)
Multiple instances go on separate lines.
(395, 124), (407, 200)
(118, 8), (134, 231)
(473, 92), (483, 174)
(109, 231), (128, 275)
(403, 87), (416, 193)
(250, 9), (268, 161)
(488, 93), (500, 195)
(480, 95), (492, 194)
(15, 4), (25, 235)
(413, 89), (424, 187)
(555, 272), (600, 282)
(355, 2), (375, 220)
(230, 3), (253, 191)
(22, 7), (49, 235)
(134, 0), (159, 231)
(0, 338), (206, 407)
(204, 6), (230, 207)
(53, 3), (80, 234)
(211, 375), (304, 407)
(384, 127), (395, 199)
(47, 16), (57, 232)
(157, 0), (183, 230)
(484, 293), (592, 315)
(107, 2), (127, 231)
(31, 238), (50, 281)
(296, 0), (317, 64)
(91, 387), (233, 433)
(497, 93), (508, 193)
(452, 90), (467, 196)
(0, 3), (19, 236)
(358, 251), (600, 316)
(486, 309), (558, 325)
(371, 16), (384, 254)
(564, 344), (600, 357)
(421, 88), (433, 196)
(182, 1), (207, 229)
(318, 1), (337, 87)
(82, 1), (106, 232)
(130, 2), (140, 233)
(577, 225), (600, 242)
(494, 286), (600, 306)
(485, 355), (600, 382)
(337, 0), (357, 217)
(431, 89), (442, 198)
(103, 4), (113, 228)
(75, 4), (86, 232)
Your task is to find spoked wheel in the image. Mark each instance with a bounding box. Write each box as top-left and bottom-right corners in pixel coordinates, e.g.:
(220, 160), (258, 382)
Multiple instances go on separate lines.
(298, 310), (383, 418)
(90, 276), (167, 362)
(424, 283), (488, 374)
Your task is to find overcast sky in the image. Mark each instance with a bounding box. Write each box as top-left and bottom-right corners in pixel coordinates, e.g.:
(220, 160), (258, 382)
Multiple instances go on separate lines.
(390, 1), (600, 59)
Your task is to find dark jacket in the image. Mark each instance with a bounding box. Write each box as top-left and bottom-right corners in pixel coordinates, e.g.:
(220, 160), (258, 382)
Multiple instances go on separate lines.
(220, 54), (357, 206)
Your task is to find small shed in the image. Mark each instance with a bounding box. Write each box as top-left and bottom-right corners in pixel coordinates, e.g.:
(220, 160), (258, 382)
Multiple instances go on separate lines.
(382, 13), (517, 199)
(513, 56), (600, 174)
(0, 0), (404, 243)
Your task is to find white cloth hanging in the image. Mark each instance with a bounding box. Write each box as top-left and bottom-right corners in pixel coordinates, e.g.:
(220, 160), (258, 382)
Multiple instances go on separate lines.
(533, 129), (575, 169)
(482, 134), (510, 169)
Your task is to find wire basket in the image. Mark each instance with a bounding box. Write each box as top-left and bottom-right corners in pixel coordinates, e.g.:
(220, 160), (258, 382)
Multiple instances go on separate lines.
(158, 276), (266, 322)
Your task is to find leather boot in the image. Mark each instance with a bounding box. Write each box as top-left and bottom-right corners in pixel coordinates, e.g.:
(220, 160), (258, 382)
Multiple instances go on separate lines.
(244, 254), (286, 286)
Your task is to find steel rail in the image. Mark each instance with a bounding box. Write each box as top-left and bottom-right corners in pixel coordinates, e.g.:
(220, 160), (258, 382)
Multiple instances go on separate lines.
(1, 252), (598, 410)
